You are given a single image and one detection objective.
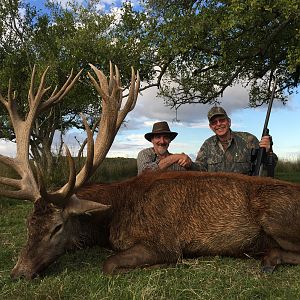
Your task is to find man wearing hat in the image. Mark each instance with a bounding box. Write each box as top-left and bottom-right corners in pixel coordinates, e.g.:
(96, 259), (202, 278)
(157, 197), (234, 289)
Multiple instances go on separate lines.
(194, 106), (275, 175)
(137, 121), (194, 174)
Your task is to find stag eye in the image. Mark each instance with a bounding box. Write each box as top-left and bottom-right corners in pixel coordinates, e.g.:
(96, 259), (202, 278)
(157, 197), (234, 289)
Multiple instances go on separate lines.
(50, 224), (63, 239)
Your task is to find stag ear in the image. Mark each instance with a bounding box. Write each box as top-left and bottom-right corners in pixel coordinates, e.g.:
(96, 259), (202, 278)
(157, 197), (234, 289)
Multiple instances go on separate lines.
(63, 195), (111, 216)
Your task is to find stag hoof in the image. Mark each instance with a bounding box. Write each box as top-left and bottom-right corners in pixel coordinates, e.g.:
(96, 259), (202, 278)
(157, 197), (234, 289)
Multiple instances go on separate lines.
(102, 257), (118, 275)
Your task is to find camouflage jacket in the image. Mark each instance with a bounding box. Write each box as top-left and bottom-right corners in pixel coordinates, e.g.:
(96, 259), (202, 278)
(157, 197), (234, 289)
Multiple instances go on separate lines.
(194, 131), (259, 174)
(137, 147), (187, 175)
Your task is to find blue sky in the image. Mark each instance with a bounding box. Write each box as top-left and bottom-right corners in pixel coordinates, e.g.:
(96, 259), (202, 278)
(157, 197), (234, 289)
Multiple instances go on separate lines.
(1, 0), (299, 160)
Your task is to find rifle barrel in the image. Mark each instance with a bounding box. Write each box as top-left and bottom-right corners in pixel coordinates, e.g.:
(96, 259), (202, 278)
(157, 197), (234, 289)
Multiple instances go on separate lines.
(261, 77), (277, 136)
(252, 77), (277, 176)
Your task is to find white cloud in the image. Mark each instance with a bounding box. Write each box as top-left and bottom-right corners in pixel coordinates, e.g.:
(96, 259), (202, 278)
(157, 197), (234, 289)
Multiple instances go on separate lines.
(0, 140), (17, 157)
(126, 83), (250, 128)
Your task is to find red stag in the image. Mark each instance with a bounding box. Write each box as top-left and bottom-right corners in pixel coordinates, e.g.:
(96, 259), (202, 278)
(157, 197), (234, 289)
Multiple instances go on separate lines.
(1, 64), (300, 279)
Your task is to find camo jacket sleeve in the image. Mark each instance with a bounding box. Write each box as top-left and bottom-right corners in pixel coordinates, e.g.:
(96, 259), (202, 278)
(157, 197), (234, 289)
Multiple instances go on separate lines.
(194, 139), (210, 171)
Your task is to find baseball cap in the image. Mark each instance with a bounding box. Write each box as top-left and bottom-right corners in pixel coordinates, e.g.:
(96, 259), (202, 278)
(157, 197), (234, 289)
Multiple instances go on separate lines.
(207, 106), (229, 121)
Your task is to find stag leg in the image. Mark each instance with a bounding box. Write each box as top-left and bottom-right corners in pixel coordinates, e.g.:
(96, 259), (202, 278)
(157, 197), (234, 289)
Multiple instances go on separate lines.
(102, 243), (178, 275)
(262, 248), (300, 273)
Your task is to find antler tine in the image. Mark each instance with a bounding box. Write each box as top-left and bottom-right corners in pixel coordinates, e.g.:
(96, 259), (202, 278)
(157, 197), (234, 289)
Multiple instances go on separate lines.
(112, 65), (123, 112)
(44, 145), (76, 206)
(73, 114), (95, 190)
(28, 65), (52, 110)
(0, 155), (38, 200)
(88, 64), (109, 101)
(0, 79), (21, 129)
(39, 68), (83, 113)
(108, 61), (115, 95)
(116, 67), (140, 130)
(108, 62), (122, 108)
(28, 65), (37, 108)
(0, 154), (40, 201)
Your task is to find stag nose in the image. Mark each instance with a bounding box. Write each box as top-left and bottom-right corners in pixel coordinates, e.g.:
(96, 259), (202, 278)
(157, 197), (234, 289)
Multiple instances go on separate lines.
(10, 264), (38, 280)
(10, 269), (37, 280)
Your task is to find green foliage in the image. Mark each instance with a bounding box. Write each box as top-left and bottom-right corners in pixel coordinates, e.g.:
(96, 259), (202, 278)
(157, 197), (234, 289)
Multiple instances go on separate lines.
(89, 157), (137, 183)
(143, 0), (300, 108)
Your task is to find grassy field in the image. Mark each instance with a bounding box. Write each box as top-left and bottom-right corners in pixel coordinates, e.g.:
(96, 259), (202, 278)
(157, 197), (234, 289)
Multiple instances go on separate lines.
(1, 158), (300, 300)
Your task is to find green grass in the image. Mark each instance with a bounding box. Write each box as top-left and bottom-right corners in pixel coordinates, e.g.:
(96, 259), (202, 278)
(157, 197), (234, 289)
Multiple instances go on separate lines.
(2, 202), (300, 300)
(1, 159), (300, 299)
(275, 158), (300, 183)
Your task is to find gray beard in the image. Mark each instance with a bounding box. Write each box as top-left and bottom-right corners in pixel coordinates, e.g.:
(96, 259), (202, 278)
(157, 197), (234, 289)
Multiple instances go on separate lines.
(156, 147), (168, 156)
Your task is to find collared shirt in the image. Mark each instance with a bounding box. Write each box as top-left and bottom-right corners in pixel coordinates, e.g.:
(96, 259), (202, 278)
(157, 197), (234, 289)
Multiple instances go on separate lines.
(195, 131), (259, 174)
(137, 147), (187, 175)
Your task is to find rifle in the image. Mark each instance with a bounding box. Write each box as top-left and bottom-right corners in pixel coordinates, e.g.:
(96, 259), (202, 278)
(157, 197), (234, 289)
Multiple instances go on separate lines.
(252, 78), (277, 177)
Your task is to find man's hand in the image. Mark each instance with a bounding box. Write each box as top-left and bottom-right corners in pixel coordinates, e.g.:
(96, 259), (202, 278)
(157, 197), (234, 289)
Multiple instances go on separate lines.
(259, 135), (272, 152)
(158, 153), (192, 169)
(177, 153), (192, 168)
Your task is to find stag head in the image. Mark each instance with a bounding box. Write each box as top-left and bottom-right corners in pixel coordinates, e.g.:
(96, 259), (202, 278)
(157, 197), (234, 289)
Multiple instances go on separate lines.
(0, 63), (140, 279)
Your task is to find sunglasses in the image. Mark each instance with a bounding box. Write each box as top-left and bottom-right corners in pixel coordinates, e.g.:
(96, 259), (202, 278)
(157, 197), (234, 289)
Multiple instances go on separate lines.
(210, 117), (227, 126)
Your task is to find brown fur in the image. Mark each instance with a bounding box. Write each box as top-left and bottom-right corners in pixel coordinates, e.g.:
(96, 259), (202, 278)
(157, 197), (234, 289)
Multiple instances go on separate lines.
(93, 171), (300, 274)
(11, 171), (300, 278)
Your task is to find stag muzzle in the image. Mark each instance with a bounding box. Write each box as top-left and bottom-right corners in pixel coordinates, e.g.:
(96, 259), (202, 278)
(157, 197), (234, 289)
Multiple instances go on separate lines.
(10, 252), (50, 280)
(10, 259), (38, 280)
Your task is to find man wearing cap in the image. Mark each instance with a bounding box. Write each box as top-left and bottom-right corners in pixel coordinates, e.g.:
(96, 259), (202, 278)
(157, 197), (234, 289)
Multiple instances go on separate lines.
(137, 121), (194, 174)
(194, 106), (275, 175)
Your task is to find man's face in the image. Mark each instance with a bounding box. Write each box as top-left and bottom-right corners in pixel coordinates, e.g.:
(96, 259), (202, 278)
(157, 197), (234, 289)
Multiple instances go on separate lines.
(209, 116), (231, 138)
(151, 134), (171, 156)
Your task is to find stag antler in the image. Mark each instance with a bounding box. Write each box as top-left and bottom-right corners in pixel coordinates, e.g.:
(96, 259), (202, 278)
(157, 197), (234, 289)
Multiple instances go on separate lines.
(43, 62), (140, 205)
(0, 62), (140, 206)
(0, 66), (82, 201)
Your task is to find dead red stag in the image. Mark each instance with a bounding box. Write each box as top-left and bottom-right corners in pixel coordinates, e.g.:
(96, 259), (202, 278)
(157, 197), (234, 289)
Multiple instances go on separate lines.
(1, 63), (300, 279)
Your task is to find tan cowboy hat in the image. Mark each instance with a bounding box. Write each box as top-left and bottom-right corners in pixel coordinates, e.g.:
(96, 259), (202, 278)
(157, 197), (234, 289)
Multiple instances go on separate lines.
(144, 121), (178, 142)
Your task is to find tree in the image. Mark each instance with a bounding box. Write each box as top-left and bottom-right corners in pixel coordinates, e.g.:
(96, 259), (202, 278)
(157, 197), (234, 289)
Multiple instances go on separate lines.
(142, 0), (300, 108)
(0, 0), (171, 178)
(1, 0), (299, 174)
(0, 0), (141, 178)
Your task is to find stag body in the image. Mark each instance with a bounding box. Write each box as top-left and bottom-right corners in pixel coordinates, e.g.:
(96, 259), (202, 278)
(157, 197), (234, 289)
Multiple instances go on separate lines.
(99, 171), (300, 274)
(7, 165), (300, 278)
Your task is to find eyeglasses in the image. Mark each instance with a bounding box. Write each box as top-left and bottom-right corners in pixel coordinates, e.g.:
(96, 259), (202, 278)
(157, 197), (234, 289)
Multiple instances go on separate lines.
(210, 117), (227, 126)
